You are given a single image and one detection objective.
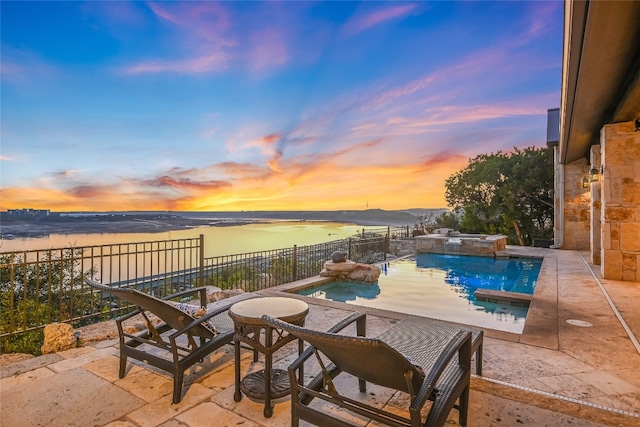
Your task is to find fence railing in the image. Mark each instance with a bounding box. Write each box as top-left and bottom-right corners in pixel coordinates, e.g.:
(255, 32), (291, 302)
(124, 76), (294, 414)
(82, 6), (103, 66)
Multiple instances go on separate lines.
(0, 226), (405, 353)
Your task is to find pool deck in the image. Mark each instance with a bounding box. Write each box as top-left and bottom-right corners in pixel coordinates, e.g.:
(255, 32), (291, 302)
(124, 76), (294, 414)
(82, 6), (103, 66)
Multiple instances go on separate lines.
(1, 247), (640, 426)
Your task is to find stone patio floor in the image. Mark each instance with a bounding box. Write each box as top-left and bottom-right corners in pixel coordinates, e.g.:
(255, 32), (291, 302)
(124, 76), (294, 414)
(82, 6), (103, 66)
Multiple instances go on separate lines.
(1, 247), (639, 426)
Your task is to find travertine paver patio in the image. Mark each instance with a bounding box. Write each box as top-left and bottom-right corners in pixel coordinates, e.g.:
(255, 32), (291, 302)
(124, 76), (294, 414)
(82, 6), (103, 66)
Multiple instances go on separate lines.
(1, 248), (639, 426)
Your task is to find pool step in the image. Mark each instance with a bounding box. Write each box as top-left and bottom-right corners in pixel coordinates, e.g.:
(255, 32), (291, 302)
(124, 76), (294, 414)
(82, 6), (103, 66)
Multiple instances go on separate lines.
(474, 289), (532, 307)
(510, 269), (537, 294)
(511, 276), (532, 294)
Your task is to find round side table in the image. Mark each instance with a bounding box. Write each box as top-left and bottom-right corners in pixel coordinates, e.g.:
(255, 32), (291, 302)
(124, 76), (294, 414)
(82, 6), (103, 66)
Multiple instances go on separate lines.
(229, 297), (309, 418)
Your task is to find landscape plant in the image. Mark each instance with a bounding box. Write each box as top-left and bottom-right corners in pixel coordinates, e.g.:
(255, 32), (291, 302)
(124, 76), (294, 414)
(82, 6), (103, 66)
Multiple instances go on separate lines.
(444, 146), (554, 245)
(0, 250), (101, 355)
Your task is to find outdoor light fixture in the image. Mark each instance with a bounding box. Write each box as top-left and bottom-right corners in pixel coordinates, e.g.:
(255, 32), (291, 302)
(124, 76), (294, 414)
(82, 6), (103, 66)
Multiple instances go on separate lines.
(581, 177), (590, 188)
(589, 166), (600, 182)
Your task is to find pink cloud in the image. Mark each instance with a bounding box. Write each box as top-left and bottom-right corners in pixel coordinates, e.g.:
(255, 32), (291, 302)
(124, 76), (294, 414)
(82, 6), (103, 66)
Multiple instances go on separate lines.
(82, 1), (147, 28)
(145, 175), (231, 191)
(247, 28), (290, 72)
(50, 169), (80, 179)
(344, 4), (418, 35)
(119, 2), (235, 75)
(244, 133), (282, 156)
(123, 53), (229, 74)
(0, 61), (23, 82)
(68, 185), (112, 199)
(524, 2), (562, 40)
(0, 47), (57, 84)
(148, 1), (232, 42)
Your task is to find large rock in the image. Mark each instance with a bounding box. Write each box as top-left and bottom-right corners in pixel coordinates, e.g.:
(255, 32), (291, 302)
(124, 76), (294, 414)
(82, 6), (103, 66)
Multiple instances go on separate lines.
(320, 259), (381, 283)
(330, 251), (347, 263)
(41, 323), (76, 354)
(206, 287), (245, 303)
(346, 264), (381, 282)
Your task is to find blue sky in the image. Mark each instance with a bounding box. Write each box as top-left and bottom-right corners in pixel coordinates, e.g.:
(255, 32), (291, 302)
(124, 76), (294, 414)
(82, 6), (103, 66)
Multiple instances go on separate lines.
(1, 1), (563, 212)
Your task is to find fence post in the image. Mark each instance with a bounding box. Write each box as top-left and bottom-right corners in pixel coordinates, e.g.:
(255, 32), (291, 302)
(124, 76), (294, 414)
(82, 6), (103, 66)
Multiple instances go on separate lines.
(199, 234), (205, 288)
(384, 235), (389, 261)
(292, 245), (297, 282)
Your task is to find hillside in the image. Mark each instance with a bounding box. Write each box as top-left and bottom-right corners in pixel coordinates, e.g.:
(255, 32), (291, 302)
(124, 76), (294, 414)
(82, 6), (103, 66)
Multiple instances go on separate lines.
(0, 209), (448, 239)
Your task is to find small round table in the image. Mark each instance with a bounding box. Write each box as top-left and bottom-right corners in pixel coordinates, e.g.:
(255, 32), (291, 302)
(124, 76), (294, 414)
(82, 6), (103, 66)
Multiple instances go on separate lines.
(229, 297), (309, 418)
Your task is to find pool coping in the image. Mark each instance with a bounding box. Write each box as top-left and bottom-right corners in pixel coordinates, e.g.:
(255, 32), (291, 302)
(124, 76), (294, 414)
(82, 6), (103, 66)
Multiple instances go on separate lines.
(268, 249), (559, 347)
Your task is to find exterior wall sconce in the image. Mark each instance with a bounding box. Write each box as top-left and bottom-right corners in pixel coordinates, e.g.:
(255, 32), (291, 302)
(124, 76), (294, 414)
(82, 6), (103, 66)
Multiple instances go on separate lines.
(581, 177), (590, 188)
(589, 167), (600, 182)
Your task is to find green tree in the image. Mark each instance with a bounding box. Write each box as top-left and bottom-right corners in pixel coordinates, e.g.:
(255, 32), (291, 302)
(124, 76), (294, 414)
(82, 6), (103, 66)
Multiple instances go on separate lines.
(444, 146), (554, 245)
(433, 211), (462, 231)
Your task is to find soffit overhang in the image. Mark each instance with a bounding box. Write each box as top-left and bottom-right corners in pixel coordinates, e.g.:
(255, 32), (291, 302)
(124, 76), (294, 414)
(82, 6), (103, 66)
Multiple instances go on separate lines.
(559, 0), (640, 164)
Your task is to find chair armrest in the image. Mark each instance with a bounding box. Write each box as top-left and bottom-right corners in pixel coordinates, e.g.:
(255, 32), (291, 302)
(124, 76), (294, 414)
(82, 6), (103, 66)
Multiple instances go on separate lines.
(162, 286), (208, 306)
(411, 330), (472, 411)
(326, 312), (366, 335)
(285, 312), (366, 372)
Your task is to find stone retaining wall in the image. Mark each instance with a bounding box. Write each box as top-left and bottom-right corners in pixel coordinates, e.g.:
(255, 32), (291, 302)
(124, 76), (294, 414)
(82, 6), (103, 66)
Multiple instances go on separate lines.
(389, 235), (507, 257)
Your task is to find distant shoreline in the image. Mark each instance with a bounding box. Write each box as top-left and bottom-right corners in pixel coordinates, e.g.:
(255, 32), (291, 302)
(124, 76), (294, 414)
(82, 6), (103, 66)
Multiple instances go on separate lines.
(0, 209), (443, 239)
(0, 214), (260, 239)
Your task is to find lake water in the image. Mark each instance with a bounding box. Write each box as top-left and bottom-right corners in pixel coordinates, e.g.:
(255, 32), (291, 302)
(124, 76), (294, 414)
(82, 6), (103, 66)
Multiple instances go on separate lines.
(0, 222), (376, 256)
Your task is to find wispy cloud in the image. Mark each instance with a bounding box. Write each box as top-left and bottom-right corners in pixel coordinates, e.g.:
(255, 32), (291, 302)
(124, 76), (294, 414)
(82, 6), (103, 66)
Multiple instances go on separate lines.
(0, 46), (57, 85)
(344, 4), (418, 35)
(247, 28), (290, 72)
(123, 53), (229, 74)
(122, 2), (295, 75)
(120, 2), (234, 75)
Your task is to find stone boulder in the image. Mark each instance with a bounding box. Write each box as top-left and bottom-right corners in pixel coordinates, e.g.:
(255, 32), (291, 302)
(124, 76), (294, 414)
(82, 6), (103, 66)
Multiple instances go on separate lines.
(330, 251), (347, 263)
(320, 259), (381, 283)
(41, 323), (76, 354)
(206, 286), (245, 303)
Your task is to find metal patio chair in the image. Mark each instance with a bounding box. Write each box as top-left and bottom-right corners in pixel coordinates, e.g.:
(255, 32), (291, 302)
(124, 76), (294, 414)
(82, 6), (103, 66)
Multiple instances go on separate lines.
(262, 312), (475, 427)
(86, 279), (242, 403)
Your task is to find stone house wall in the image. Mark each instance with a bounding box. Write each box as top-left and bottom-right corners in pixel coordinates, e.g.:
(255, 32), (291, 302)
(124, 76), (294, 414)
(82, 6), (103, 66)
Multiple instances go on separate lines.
(562, 159), (591, 250)
(590, 145), (602, 265)
(600, 121), (640, 281)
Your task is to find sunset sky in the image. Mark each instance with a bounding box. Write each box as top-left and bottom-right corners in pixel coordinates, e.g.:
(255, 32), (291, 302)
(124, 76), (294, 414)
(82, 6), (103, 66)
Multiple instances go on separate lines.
(1, 1), (563, 212)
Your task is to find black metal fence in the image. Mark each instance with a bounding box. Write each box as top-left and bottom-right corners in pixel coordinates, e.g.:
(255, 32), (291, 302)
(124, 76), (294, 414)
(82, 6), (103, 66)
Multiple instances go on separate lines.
(0, 226), (407, 352)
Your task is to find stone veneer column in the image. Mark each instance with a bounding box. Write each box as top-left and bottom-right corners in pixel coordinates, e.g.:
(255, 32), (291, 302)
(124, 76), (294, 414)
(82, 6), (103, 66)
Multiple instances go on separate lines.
(590, 145), (602, 265)
(562, 158), (591, 250)
(600, 120), (640, 281)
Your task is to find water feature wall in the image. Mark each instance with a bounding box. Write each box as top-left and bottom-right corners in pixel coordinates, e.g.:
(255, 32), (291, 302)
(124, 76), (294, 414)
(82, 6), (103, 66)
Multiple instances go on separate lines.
(415, 232), (506, 257)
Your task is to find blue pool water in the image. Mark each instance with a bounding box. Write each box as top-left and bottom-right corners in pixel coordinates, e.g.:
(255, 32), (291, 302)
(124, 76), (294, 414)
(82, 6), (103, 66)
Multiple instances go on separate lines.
(296, 254), (543, 334)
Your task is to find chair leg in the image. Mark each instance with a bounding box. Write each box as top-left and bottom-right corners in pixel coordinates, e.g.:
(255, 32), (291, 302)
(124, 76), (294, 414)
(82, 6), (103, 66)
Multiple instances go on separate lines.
(173, 372), (184, 404)
(291, 404), (300, 427)
(458, 385), (469, 426)
(119, 354), (127, 379)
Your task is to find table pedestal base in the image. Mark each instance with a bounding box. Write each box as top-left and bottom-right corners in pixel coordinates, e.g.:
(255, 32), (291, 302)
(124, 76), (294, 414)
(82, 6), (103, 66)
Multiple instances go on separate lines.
(240, 369), (290, 403)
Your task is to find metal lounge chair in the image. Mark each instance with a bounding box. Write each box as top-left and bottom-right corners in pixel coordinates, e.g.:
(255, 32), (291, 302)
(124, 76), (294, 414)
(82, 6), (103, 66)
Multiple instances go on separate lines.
(85, 279), (239, 403)
(262, 313), (474, 427)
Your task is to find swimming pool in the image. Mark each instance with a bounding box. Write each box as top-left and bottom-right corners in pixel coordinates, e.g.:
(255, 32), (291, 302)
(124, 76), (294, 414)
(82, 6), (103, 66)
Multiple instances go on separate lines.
(295, 254), (542, 334)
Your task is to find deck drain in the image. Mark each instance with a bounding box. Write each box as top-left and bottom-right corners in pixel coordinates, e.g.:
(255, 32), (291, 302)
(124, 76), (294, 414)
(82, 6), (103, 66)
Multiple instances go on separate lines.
(566, 319), (593, 327)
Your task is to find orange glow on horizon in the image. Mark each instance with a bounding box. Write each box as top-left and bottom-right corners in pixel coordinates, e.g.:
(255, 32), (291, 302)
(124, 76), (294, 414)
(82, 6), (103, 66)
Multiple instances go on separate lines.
(0, 154), (466, 212)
